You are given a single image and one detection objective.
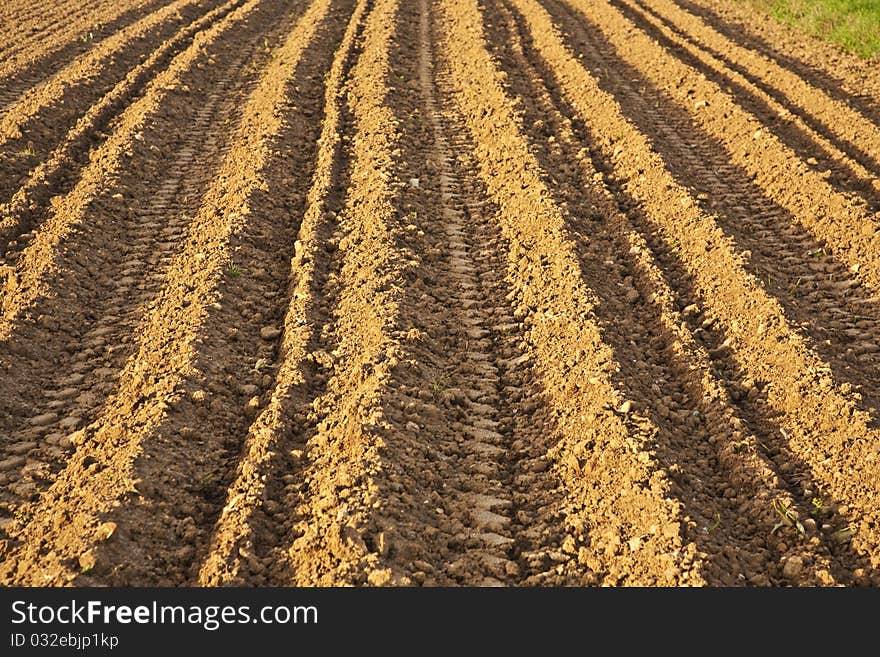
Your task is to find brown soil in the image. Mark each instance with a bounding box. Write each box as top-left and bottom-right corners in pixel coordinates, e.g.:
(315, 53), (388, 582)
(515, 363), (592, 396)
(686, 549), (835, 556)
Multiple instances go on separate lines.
(2, 0), (880, 586)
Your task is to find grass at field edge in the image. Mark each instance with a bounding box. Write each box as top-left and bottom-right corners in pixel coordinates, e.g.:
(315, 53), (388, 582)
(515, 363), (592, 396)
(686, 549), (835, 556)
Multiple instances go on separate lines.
(740, 0), (880, 58)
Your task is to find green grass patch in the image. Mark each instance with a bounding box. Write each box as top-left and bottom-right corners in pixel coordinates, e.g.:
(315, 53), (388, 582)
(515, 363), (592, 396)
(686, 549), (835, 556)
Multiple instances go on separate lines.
(741, 0), (880, 58)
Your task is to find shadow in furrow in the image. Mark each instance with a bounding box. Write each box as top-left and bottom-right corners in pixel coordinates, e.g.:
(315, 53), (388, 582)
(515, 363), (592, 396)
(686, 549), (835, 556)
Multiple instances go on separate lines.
(618, 0), (880, 211)
(669, 0), (880, 128)
(78, 1), (355, 586)
(542, 0), (880, 432)
(497, 0), (873, 584)
(0, 0), (176, 94)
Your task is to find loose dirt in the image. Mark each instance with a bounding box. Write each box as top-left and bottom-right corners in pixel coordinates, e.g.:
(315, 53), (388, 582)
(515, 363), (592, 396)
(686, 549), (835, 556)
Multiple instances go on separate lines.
(2, 0), (880, 586)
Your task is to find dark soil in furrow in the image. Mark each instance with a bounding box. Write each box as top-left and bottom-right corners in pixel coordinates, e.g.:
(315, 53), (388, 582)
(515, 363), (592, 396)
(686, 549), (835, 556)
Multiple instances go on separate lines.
(486, 0), (848, 586)
(83, 0), (353, 586)
(0, 0), (177, 101)
(669, 0), (880, 127)
(345, 0), (581, 586)
(5, 0), (880, 588)
(538, 0), (880, 438)
(0, 0), (290, 547)
(616, 0), (880, 213)
(0, 0), (243, 263)
(0, 0), (219, 210)
(504, 0), (872, 582)
(196, 0), (369, 586)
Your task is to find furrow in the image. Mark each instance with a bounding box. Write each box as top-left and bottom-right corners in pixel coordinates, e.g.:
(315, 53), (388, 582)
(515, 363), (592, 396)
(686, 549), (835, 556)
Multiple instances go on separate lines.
(307, 0), (576, 586)
(0, 41), (258, 519)
(617, 0), (880, 206)
(437, 0), (704, 585)
(0, 0), (267, 339)
(0, 0), (326, 584)
(0, 0), (65, 23)
(0, 0), (214, 199)
(80, 0), (351, 586)
(508, 0), (880, 579)
(405, 0), (529, 586)
(0, 0), (173, 85)
(0, 76), (44, 117)
(674, 0), (880, 124)
(0, 0), (278, 472)
(0, 0), (245, 260)
(275, 0), (411, 587)
(632, 0), (880, 177)
(1, 0), (203, 128)
(563, 0), (880, 295)
(0, 1), (123, 61)
(538, 0), (880, 462)
(197, 0), (369, 587)
(488, 0), (846, 585)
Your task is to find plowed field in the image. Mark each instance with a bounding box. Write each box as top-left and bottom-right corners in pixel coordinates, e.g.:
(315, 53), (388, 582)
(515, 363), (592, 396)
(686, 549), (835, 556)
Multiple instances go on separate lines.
(2, 0), (880, 586)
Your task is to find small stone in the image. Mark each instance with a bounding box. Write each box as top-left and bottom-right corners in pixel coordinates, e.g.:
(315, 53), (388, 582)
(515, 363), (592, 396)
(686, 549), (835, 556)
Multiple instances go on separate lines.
(44, 433), (63, 446)
(618, 400), (632, 414)
(749, 573), (770, 586)
(191, 390), (208, 403)
(68, 430), (87, 446)
(409, 178), (420, 188)
(58, 416), (80, 430)
(53, 388), (80, 400)
(562, 535), (577, 554)
(782, 555), (804, 579)
(367, 569), (393, 586)
(413, 560), (434, 573)
(240, 384), (259, 397)
(260, 326), (282, 340)
(405, 421), (420, 433)
(245, 396), (261, 416)
(625, 288), (639, 304)
(79, 550), (96, 572)
(530, 460), (549, 473)
(96, 522), (117, 541)
(181, 519), (198, 543)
